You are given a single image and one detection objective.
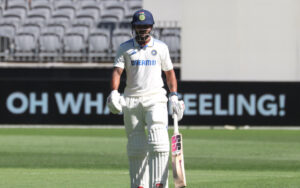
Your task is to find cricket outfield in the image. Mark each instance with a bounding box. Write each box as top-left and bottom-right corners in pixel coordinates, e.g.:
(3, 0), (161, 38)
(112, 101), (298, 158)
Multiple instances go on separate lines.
(0, 128), (300, 188)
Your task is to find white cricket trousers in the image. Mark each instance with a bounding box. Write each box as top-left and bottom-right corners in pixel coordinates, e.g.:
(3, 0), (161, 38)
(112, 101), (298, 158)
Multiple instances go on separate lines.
(123, 93), (170, 188)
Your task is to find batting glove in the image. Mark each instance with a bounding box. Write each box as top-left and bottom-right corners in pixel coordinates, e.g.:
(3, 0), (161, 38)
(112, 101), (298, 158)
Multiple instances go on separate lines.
(107, 90), (124, 114)
(169, 95), (185, 121)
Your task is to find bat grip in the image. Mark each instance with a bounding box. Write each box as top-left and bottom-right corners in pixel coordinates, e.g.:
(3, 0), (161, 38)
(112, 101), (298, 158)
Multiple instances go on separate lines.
(173, 113), (179, 134)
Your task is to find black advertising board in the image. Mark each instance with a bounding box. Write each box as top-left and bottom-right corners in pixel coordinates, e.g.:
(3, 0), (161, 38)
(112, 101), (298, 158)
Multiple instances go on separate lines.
(0, 80), (122, 125)
(0, 80), (299, 126)
(178, 81), (299, 126)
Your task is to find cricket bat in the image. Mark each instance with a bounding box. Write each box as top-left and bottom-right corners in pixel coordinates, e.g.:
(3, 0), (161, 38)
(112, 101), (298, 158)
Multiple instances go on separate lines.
(171, 114), (187, 188)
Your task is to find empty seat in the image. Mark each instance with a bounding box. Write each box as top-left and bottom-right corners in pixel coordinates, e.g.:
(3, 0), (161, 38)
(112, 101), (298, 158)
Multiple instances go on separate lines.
(76, 9), (99, 22)
(31, 1), (53, 14)
(103, 1), (125, 13)
(63, 28), (88, 60)
(0, 21), (19, 39)
(54, 1), (78, 12)
(160, 28), (181, 62)
(21, 21), (43, 39)
(27, 9), (50, 22)
(97, 21), (117, 37)
(152, 28), (161, 39)
(100, 10), (122, 23)
(7, 0), (28, 11)
(123, 9), (135, 22)
(52, 9), (75, 21)
(125, 0), (142, 12)
(71, 20), (91, 40)
(2, 9), (26, 22)
(47, 19), (70, 28)
(88, 28), (111, 61)
(80, 1), (101, 14)
(46, 22), (69, 38)
(39, 30), (63, 60)
(75, 10), (98, 27)
(102, 2), (125, 21)
(13, 31), (38, 60)
(112, 28), (131, 54)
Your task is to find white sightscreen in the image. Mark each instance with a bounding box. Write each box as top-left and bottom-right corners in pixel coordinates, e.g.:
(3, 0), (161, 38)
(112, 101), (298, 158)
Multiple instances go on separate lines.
(145, 0), (300, 81)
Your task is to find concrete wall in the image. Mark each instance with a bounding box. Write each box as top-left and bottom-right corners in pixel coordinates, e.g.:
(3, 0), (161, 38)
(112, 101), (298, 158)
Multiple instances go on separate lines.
(144, 0), (300, 81)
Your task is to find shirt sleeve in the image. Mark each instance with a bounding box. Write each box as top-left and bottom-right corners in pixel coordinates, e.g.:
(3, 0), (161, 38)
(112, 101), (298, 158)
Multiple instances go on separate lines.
(113, 46), (125, 69)
(161, 45), (173, 71)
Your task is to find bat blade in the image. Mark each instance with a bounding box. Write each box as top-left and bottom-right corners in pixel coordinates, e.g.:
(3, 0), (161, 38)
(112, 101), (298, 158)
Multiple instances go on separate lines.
(172, 133), (186, 188)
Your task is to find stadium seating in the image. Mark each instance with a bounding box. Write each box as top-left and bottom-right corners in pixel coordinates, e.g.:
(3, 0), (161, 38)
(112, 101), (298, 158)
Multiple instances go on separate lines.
(80, 1), (102, 18)
(0, 0), (181, 63)
(125, 0), (142, 12)
(0, 21), (18, 39)
(111, 28), (131, 55)
(7, 0), (29, 11)
(0, 36), (11, 61)
(27, 9), (51, 22)
(13, 30), (38, 60)
(39, 30), (63, 61)
(2, 9), (26, 22)
(63, 27), (88, 61)
(52, 9), (74, 21)
(160, 28), (181, 62)
(88, 28), (111, 61)
(30, 1), (53, 14)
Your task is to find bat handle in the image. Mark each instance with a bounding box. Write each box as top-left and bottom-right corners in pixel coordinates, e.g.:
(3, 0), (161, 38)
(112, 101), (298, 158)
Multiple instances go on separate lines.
(173, 113), (179, 134)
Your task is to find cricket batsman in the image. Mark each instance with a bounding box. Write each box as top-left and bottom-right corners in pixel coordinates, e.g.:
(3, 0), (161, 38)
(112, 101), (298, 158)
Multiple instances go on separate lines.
(107, 9), (184, 188)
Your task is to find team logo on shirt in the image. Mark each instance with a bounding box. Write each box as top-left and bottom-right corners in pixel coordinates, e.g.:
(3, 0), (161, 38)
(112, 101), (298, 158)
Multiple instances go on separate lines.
(151, 49), (157, 56)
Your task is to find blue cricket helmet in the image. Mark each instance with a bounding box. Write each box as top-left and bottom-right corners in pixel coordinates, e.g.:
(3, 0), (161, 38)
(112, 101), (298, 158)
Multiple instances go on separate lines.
(131, 9), (155, 26)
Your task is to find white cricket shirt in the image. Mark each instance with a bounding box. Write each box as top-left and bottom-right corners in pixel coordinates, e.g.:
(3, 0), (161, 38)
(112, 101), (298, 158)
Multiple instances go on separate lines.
(114, 36), (173, 97)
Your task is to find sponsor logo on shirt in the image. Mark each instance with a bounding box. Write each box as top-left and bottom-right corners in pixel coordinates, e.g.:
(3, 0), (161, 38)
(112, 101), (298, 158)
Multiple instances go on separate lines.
(131, 60), (156, 66)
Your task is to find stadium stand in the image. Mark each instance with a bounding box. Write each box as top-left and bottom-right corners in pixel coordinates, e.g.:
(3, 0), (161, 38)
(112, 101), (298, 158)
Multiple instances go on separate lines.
(27, 9), (50, 22)
(160, 28), (181, 62)
(88, 28), (111, 61)
(0, 0), (181, 63)
(39, 28), (63, 61)
(111, 27), (131, 55)
(7, 0), (29, 11)
(30, 1), (53, 15)
(13, 29), (39, 60)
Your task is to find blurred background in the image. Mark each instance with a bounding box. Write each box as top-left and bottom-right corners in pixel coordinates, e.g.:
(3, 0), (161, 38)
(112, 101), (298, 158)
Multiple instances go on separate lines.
(0, 0), (300, 126)
(1, 1), (300, 188)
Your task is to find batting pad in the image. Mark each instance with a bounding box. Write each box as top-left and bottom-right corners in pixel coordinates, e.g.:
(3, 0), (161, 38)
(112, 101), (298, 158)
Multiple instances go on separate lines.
(149, 152), (169, 188)
(148, 125), (170, 188)
(129, 155), (149, 188)
(127, 130), (148, 156)
(127, 131), (149, 188)
(148, 125), (169, 153)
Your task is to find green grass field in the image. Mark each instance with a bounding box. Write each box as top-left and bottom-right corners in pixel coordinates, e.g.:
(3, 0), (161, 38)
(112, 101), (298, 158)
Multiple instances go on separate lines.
(0, 128), (300, 188)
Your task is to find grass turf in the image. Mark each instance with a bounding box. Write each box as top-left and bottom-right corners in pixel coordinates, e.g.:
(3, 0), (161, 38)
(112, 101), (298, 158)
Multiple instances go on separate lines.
(0, 128), (300, 187)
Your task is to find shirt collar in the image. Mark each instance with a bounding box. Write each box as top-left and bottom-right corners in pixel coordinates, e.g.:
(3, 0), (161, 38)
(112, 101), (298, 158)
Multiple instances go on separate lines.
(133, 36), (154, 48)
